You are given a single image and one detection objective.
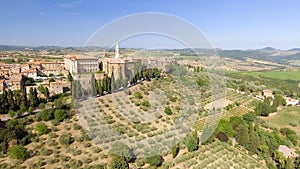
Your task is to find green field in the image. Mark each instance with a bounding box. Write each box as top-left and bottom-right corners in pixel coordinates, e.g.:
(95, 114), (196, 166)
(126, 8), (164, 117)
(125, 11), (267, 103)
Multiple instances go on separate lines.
(262, 106), (300, 134)
(243, 70), (300, 80)
(287, 60), (300, 66)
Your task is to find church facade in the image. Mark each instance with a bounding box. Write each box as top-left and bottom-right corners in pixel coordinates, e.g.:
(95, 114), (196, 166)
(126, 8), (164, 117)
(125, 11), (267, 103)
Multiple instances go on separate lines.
(100, 42), (138, 80)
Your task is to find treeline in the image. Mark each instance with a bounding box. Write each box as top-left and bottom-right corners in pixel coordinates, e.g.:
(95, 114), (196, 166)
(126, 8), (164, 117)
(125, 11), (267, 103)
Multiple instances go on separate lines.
(72, 68), (161, 100)
(0, 85), (61, 116)
(208, 112), (299, 168)
(0, 88), (39, 116)
(254, 95), (286, 116)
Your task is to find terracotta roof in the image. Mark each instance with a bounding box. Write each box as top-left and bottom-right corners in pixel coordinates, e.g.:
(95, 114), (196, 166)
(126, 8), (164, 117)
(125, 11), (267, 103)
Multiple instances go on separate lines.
(20, 64), (30, 67)
(9, 77), (22, 81)
(40, 61), (64, 64)
(65, 55), (98, 60)
(103, 58), (125, 64)
(263, 89), (272, 93)
(22, 69), (36, 73)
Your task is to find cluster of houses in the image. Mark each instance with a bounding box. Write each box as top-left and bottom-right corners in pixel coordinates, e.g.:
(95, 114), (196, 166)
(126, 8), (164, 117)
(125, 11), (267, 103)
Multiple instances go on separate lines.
(255, 89), (299, 106)
(0, 43), (174, 96)
(0, 60), (70, 95)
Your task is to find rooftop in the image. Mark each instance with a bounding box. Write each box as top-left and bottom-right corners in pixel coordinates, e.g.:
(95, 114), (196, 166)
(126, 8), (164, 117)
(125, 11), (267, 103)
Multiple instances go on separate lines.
(65, 55), (98, 60)
(22, 69), (36, 73)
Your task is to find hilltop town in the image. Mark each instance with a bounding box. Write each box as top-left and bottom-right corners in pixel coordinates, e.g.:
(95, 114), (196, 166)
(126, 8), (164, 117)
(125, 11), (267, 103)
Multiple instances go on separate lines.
(0, 44), (300, 168)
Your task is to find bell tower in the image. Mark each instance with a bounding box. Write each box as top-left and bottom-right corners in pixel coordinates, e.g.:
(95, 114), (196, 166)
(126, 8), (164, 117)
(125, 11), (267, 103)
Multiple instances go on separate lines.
(115, 42), (120, 58)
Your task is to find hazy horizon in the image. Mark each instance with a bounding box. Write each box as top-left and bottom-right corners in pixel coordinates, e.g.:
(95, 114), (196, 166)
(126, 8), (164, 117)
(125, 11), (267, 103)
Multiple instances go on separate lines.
(1, 0), (300, 50)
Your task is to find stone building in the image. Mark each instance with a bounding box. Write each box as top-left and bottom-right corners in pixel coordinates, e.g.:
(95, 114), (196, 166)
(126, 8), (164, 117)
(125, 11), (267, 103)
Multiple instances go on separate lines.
(7, 76), (22, 91)
(64, 55), (99, 74)
(49, 81), (70, 95)
(21, 69), (38, 79)
(100, 42), (137, 80)
(262, 89), (273, 98)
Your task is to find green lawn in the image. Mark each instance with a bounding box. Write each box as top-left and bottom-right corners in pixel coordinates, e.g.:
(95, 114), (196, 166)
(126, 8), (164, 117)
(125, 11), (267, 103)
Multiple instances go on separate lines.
(243, 70), (300, 80)
(263, 106), (300, 134)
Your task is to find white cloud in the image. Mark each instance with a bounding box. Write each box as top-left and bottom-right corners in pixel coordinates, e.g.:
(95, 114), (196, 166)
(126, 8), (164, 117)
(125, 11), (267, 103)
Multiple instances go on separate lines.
(59, 3), (73, 8)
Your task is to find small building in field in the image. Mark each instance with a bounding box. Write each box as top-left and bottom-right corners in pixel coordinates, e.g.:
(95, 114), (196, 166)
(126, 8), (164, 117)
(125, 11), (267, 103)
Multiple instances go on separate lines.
(278, 145), (299, 158)
(284, 97), (299, 106)
(262, 89), (273, 98)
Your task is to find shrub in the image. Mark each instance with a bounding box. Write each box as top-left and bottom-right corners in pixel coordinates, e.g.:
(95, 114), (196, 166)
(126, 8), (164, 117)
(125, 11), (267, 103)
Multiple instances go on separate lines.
(35, 122), (48, 135)
(110, 156), (129, 169)
(216, 132), (229, 142)
(141, 100), (150, 108)
(73, 123), (82, 130)
(8, 145), (27, 160)
(54, 109), (67, 122)
(146, 155), (162, 166)
(185, 131), (199, 152)
(134, 92), (143, 99)
(164, 106), (172, 115)
(37, 109), (54, 121)
(289, 122), (298, 127)
(59, 133), (74, 147)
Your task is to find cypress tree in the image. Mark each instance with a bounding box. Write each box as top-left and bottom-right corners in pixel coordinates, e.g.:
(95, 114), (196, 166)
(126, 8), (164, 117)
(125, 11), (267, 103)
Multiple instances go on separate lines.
(111, 72), (116, 92)
(98, 80), (103, 95)
(45, 87), (50, 101)
(102, 77), (107, 93)
(90, 74), (97, 96)
(33, 88), (39, 107)
(7, 90), (16, 111)
(236, 124), (249, 146)
(29, 87), (34, 107)
(21, 88), (27, 108)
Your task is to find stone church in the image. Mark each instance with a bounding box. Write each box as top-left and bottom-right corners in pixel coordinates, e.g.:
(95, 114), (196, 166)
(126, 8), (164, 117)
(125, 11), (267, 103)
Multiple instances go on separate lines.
(99, 42), (138, 80)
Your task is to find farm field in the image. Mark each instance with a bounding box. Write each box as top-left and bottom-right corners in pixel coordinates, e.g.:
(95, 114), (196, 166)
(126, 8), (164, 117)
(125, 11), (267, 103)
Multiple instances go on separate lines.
(242, 70), (300, 80)
(261, 106), (300, 134)
(163, 140), (267, 169)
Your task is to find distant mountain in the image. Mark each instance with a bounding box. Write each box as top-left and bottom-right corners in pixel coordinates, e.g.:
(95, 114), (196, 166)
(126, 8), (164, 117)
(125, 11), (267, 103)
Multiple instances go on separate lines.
(288, 48), (300, 51)
(261, 47), (277, 51)
(0, 45), (65, 51)
(0, 45), (27, 51)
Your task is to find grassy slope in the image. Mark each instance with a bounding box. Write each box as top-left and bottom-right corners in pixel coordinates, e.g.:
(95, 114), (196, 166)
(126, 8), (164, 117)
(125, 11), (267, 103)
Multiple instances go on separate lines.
(261, 106), (300, 134)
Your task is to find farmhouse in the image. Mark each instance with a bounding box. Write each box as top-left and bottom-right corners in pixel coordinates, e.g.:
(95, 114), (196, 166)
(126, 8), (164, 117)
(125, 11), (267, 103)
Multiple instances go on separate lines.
(278, 145), (299, 158)
(262, 89), (273, 98)
(284, 97), (299, 106)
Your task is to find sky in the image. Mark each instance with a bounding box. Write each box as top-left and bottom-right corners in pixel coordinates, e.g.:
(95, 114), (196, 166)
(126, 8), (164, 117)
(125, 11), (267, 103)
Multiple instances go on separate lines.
(0, 0), (300, 49)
